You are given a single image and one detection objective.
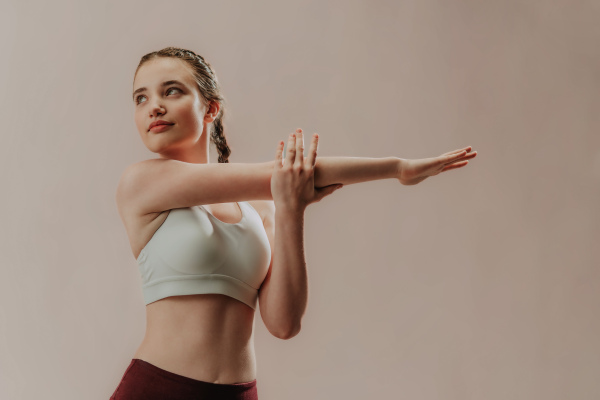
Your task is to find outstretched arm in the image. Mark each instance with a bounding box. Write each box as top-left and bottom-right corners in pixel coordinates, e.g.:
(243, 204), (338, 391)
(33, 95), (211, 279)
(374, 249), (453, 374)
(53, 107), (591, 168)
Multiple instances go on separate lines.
(300, 129), (477, 189)
(312, 145), (477, 188)
(312, 150), (477, 188)
(313, 156), (401, 187)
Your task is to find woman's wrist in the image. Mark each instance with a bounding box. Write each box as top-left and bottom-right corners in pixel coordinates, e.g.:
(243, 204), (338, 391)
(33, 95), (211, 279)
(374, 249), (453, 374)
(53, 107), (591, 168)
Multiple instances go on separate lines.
(395, 157), (406, 181)
(274, 203), (306, 217)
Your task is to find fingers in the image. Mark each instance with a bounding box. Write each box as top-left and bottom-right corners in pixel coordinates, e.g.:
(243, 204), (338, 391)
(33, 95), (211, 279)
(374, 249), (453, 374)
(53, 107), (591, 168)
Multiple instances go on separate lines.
(441, 150), (466, 165)
(281, 128), (321, 169)
(292, 128), (320, 167)
(444, 148), (477, 165)
(442, 146), (471, 156)
(449, 150), (467, 159)
(294, 128), (304, 168)
(306, 132), (318, 167)
(442, 160), (468, 172)
(284, 131), (296, 167)
(274, 139), (284, 169)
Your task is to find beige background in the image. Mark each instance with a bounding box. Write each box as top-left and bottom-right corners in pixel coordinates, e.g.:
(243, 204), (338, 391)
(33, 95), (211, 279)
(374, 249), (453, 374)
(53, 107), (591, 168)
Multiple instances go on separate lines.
(1, 0), (599, 399)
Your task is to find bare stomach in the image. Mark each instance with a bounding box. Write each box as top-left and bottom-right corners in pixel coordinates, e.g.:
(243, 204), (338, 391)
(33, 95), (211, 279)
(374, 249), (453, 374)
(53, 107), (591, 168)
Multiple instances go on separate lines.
(132, 293), (257, 384)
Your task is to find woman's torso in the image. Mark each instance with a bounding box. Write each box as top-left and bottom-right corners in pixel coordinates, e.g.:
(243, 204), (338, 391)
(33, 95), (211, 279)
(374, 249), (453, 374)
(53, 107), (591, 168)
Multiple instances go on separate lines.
(123, 200), (266, 384)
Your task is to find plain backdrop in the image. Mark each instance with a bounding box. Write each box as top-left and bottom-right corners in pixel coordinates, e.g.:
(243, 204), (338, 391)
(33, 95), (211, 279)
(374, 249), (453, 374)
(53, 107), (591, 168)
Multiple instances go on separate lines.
(0, 0), (598, 399)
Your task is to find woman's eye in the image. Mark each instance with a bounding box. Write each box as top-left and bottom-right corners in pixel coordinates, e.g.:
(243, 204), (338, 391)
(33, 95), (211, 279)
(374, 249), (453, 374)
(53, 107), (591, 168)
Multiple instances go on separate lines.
(135, 87), (180, 105)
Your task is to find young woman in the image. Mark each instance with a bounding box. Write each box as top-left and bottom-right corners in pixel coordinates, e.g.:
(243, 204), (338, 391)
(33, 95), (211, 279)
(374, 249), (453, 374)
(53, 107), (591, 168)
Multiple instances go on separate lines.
(110, 47), (477, 399)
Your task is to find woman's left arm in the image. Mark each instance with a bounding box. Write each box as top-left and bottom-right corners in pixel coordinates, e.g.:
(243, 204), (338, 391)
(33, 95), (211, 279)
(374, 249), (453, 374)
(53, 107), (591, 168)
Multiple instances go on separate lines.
(258, 131), (478, 338)
(258, 130), (342, 340)
(258, 206), (307, 340)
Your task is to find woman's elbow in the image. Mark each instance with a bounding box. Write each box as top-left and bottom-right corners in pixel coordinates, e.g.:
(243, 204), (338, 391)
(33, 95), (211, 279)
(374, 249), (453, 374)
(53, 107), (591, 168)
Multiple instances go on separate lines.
(272, 323), (301, 340)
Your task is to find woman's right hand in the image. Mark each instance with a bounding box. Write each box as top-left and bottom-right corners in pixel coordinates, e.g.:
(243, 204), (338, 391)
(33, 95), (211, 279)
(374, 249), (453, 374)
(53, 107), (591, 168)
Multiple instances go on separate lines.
(271, 128), (343, 212)
(398, 146), (477, 185)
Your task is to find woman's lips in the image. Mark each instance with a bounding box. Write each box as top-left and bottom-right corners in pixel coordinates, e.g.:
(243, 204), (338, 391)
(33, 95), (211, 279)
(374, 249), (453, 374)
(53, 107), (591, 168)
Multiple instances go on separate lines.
(149, 123), (174, 132)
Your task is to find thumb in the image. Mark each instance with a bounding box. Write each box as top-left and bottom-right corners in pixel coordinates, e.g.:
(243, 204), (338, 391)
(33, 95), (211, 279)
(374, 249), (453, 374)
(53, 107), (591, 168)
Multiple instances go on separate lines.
(315, 184), (343, 201)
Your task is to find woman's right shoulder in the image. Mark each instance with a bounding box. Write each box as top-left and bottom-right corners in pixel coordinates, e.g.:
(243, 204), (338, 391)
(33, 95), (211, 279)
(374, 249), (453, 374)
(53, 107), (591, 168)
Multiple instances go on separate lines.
(121, 158), (166, 176)
(118, 158), (162, 184)
(115, 159), (167, 217)
(116, 160), (174, 258)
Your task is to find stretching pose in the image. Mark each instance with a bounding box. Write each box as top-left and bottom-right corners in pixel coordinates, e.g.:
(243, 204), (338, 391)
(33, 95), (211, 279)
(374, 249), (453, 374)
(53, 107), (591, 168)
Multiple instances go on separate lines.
(110, 47), (477, 399)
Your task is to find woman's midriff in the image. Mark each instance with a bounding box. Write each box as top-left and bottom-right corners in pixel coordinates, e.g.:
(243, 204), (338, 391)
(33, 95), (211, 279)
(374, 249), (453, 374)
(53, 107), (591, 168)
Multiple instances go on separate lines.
(132, 293), (257, 385)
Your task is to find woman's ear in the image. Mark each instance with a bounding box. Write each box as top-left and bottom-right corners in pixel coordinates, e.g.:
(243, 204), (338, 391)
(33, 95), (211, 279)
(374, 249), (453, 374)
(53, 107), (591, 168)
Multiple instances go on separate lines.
(203, 101), (220, 123)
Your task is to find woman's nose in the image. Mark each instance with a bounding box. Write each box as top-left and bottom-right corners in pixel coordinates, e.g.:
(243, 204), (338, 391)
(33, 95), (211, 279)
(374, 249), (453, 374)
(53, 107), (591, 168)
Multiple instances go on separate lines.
(150, 103), (165, 116)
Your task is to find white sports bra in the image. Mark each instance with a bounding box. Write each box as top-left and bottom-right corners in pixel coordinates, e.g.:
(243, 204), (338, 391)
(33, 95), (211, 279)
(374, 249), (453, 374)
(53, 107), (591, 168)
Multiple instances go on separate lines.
(136, 202), (271, 310)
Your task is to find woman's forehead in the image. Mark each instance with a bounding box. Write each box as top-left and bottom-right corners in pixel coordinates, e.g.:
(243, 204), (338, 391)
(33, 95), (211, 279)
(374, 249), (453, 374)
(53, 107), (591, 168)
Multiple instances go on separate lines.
(134, 58), (194, 89)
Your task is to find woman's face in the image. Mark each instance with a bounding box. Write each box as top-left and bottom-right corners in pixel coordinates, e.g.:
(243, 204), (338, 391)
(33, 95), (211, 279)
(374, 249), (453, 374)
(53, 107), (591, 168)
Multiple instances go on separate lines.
(132, 57), (209, 155)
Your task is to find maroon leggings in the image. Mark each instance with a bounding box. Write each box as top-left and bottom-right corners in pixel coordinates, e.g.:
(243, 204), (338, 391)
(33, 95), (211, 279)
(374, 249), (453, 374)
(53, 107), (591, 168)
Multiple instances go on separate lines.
(110, 359), (258, 400)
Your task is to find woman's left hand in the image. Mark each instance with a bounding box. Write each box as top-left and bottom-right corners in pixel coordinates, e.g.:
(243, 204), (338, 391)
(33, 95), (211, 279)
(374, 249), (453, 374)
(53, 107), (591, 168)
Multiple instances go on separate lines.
(271, 128), (343, 212)
(397, 146), (478, 185)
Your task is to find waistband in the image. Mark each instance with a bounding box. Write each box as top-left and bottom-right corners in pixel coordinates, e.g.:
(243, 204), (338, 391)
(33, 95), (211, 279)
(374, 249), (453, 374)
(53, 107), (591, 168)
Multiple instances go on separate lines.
(133, 358), (257, 389)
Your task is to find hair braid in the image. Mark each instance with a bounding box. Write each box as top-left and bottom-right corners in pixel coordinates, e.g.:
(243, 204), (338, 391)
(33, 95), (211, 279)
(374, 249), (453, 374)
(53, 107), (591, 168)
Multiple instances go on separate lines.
(211, 108), (231, 164)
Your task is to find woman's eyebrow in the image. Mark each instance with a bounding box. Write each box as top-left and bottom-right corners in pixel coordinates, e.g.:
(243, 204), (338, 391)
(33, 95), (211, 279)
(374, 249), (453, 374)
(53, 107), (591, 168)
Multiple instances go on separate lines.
(132, 80), (186, 100)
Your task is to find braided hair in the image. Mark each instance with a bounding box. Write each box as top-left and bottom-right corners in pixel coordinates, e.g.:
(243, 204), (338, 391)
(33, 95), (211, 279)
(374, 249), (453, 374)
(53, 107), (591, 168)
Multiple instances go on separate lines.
(134, 47), (232, 163)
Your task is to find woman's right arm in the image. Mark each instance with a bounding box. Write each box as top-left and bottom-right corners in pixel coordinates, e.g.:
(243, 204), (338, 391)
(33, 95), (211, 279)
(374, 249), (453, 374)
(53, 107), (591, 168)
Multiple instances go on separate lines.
(116, 158), (277, 216)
